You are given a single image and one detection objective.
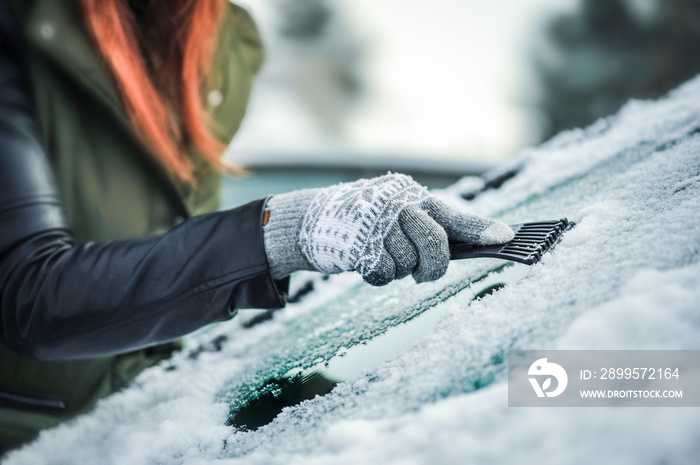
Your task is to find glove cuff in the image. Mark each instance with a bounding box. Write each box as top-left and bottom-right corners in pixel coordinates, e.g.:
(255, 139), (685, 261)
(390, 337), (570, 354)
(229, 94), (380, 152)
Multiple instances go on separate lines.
(262, 189), (319, 279)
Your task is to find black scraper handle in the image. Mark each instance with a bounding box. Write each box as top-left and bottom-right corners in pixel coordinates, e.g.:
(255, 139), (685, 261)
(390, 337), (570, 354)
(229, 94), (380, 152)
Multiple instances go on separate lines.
(449, 218), (574, 265)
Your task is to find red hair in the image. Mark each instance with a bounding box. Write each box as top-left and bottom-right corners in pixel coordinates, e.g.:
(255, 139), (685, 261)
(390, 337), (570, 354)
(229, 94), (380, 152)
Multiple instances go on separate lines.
(81, 0), (236, 183)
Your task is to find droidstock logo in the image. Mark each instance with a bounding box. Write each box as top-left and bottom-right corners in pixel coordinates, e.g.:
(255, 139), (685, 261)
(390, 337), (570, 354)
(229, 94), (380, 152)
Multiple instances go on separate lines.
(528, 358), (568, 398)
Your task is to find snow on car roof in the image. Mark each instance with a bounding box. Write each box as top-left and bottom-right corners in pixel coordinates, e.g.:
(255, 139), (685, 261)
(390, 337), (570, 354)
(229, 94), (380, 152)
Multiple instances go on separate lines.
(6, 76), (700, 465)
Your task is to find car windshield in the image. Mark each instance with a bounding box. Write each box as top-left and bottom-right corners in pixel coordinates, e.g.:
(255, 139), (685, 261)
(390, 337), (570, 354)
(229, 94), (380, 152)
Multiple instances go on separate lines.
(224, 262), (530, 430)
(6, 78), (700, 465)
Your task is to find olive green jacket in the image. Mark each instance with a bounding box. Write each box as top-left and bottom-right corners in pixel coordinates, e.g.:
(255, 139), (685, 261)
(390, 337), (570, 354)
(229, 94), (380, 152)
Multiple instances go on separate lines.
(1, 0), (264, 446)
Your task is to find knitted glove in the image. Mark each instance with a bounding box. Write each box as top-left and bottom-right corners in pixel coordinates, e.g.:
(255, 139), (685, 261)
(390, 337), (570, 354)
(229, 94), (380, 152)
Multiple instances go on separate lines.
(262, 173), (514, 286)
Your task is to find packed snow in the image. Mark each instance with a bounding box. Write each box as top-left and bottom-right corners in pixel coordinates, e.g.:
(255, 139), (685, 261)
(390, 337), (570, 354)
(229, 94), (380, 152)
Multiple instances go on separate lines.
(5, 75), (700, 464)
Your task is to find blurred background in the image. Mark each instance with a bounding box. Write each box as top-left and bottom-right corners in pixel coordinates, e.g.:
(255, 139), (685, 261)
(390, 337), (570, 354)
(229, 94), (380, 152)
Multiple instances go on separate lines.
(222, 0), (700, 205)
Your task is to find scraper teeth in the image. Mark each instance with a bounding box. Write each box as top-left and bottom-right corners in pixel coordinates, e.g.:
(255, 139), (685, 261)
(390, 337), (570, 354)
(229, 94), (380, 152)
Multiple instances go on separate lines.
(449, 218), (574, 265)
(500, 219), (569, 261)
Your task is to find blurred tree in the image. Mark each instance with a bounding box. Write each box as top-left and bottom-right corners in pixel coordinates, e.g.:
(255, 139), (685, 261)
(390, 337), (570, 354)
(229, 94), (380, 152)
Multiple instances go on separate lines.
(270, 0), (364, 135)
(531, 0), (700, 141)
(277, 0), (330, 39)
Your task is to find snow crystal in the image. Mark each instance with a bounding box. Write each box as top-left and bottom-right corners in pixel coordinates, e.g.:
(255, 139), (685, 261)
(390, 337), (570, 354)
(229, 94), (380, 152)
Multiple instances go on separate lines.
(5, 75), (700, 465)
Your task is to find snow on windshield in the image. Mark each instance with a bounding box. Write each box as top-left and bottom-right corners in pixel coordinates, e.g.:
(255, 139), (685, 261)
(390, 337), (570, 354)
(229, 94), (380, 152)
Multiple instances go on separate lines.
(6, 77), (700, 465)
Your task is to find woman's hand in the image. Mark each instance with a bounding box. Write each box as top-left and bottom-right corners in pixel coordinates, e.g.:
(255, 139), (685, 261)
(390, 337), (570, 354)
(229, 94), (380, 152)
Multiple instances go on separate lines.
(262, 173), (514, 286)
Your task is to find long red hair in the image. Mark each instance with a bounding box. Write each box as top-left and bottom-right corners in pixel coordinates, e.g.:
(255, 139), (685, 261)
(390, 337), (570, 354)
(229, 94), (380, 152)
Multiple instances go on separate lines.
(81, 0), (234, 183)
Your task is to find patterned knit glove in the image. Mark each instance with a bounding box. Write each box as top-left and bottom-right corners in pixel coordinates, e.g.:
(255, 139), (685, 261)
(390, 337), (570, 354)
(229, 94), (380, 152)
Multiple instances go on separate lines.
(262, 173), (514, 286)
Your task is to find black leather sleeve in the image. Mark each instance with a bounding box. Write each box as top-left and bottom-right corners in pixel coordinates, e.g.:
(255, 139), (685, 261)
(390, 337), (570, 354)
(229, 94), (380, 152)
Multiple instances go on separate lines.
(0, 5), (288, 361)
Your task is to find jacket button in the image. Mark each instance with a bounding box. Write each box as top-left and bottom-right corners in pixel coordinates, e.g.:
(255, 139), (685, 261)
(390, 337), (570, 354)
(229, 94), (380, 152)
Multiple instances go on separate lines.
(40, 23), (55, 39)
(207, 90), (223, 107)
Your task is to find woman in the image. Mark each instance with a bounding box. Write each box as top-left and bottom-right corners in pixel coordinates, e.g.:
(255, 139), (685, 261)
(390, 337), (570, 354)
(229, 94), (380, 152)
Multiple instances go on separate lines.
(0, 0), (513, 451)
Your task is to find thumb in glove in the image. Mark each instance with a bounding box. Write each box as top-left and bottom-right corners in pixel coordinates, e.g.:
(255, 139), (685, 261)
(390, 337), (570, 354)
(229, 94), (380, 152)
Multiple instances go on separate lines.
(363, 196), (514, 285)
